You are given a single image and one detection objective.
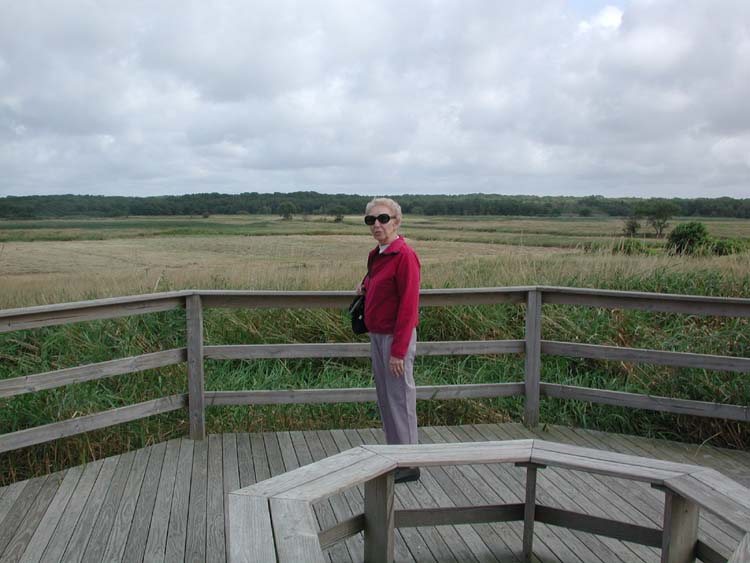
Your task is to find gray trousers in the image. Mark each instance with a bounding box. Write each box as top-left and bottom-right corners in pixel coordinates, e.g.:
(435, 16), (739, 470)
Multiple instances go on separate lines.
(369, 330), (418, 445)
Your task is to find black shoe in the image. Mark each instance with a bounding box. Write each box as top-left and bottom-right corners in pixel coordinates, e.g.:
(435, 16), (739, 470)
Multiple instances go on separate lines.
(394, 467), (421, 483)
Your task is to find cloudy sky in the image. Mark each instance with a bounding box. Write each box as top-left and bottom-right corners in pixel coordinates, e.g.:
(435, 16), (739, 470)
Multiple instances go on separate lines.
(1, 0), (748, 198)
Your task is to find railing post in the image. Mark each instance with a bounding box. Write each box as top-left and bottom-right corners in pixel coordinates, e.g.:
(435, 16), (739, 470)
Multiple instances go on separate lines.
(186, 294), (205, 440)
(524, 290), (542, 427)
(661, 491), (699, 563)
(522, 464), (538, 562)
(364, 470), (395, 563)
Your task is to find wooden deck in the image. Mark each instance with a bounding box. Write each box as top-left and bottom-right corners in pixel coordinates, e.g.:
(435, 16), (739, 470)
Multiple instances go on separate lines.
(1, 423), (748, 562)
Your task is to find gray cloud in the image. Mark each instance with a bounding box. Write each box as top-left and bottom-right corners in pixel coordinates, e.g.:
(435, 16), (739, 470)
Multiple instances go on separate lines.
(0, 0), (748, 198)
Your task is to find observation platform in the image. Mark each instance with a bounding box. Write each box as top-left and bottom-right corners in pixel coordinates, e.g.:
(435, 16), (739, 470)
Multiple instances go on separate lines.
(1, 422), (749, 562)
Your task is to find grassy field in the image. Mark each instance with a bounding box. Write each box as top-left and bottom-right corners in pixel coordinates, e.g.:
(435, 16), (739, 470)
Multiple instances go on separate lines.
(1, 214), (749, 483)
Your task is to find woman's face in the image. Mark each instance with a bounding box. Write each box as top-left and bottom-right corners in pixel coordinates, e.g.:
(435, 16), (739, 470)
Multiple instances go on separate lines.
(367, 204), (400, 245)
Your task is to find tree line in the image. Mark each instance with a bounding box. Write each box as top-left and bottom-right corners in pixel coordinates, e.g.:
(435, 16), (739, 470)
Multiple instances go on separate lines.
(1, 192), (749, 219)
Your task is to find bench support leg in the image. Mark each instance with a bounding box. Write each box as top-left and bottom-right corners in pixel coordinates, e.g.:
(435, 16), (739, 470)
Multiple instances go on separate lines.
(364, 470), (395, 563)
(661, 491), (698, 563)
(523, 465), (538, 562)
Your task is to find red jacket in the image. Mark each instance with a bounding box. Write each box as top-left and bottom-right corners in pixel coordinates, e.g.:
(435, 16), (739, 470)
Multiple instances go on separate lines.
(363, 236), (421, 359)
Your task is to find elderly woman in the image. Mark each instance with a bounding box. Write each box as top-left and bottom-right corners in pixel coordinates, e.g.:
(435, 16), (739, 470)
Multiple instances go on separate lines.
(359, 197), (421, 483)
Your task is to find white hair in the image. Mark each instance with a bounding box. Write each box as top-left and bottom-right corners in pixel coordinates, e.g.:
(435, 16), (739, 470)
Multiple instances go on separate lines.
(365, 197), (402, 220)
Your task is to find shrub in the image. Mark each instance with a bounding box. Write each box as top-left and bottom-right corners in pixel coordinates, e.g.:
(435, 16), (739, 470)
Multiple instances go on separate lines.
(668, 222), (709, 254)
(710, 237), (747, 256)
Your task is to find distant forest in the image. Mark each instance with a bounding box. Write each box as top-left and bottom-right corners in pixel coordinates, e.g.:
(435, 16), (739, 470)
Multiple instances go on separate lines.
(1, 192), (749, 219)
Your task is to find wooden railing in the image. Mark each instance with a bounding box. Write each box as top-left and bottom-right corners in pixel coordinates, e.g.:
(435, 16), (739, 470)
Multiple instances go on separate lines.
(1, 287), (748, 454)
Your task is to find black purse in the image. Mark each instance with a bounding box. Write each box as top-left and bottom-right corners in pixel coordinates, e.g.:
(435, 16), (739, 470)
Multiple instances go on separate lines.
(349, 293), (367, 334)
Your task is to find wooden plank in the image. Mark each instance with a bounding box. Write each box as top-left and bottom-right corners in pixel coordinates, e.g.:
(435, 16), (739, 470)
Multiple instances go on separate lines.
(664, 474), (750, 531)
(236, 434), (256, 488)
(185, 438), (208, 562)
(143, 439), (181, 563)
(318, 514), (365, 550)
(394, 504), (525, 527)
(0, 394), (188, 453)
(535, 506), (662, 547)
(19, 467), (83, 563)
(522, 465), (538, 562)
(275, 455), (396, 503)
(541, 340), (750, 374)
(361, 440), (533, 467)
(236, 447), (375, 498)
(689, 469), (750, 512)
(304, 431), (362, 562)
(364, 471), (395, 563)
(0, 476), (48, 554)
(81, 451), (136, 563)
(525, 290), (542, 427)
(293, 443), (353, 563)
(729, 533), (750, 563)
(0, 292), (188, 333)
(271, 497), (326, 562)
(251, 433), (271, 482)
(227, 493), (275, 563)
(532, 440), (703, 475)
(1, 474), (62, 562)
(529, 446), (681, 484)
(44, 460), (104, 562)
(539, 286), (750, 317)
(197, 287), (529, 310)
(0, 349), (187, 399)
(186, 294), (205, 440)
(121, 442), (168, 563)
(206, 435), (225, 563)
(205, 339), (524, 360)
(165, 439), (194, 563)
(222, 434), (240, 559)
(0, 481), (28, 532)
(205, 382), (524, 406)
(102, 447), (151, 562)
(541, 382), (750, 422)
(661, 491), (699, 563)
(61, 456), (120, 563)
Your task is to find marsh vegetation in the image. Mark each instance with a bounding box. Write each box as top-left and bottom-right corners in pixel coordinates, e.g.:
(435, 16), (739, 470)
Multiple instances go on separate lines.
(1, 214), (749, 483)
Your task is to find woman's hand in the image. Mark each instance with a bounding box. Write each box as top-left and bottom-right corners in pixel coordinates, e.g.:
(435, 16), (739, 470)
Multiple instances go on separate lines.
(355, 283), (365, 295)
(389, 356), (405, 377)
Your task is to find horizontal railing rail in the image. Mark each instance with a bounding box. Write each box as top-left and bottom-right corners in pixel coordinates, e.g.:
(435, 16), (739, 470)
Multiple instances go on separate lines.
(0, 286), (748, 454)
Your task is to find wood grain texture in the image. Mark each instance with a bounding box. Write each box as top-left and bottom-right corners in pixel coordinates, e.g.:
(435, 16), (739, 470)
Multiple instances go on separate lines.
(205, 382), (524, 407)
(541, 382), (750, 422)
(0, 292), (188, 333)
(270, 498), (326, 562)
(524, 290), (542, 427)
(226, 493), (275, 563)
(729, 533), (750, 563)
(363, 471), (394, 563)
(541, 340), (750, 373)
(19, 468), (82, 563)
(205, 339), (524, 360)
(0, 394), (188, 453)
(0, 348), (187, 399)
(661, 491), (699, 563)
(186, 294), (205, 441)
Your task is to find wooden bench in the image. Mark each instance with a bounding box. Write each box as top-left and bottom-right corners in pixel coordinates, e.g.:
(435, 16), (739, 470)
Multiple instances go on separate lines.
(228, 439), (750, 563)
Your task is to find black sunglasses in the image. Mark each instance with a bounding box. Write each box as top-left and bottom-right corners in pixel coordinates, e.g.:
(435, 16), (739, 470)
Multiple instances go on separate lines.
(364, 213), (392, 226)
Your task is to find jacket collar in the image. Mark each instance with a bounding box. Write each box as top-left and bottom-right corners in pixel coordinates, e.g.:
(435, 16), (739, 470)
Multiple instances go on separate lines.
(370, 235), (405, 257)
